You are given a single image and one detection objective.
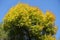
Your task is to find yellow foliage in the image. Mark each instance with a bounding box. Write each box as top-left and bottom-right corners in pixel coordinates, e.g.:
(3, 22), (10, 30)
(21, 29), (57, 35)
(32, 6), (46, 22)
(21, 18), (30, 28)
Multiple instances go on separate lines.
(3, 3), (57, 40)
(46, 11), (55, 22)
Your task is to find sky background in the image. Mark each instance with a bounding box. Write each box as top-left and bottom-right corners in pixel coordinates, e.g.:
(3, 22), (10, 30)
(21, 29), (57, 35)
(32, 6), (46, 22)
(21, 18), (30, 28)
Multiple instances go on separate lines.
(0, 0), (60, 40)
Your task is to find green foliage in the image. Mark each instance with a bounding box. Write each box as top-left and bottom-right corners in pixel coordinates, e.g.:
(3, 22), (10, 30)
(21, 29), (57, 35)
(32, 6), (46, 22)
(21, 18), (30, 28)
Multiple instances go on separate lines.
(0, 23), (8, 40)
(2, 3), (57, 40)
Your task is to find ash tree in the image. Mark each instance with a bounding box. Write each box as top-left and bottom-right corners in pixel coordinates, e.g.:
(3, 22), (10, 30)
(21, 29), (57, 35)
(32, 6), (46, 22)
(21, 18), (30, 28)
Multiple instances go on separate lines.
(3, 3), (57, 40)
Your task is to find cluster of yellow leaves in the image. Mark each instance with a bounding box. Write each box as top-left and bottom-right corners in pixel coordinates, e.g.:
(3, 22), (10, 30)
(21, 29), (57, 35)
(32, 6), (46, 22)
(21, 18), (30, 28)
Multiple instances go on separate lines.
(4, 3), (44, 22)
(41, 34), (56, 40)
(45, 11), (55, 22)
(30, 25), (44, 35)
(3, 3), (57, 40)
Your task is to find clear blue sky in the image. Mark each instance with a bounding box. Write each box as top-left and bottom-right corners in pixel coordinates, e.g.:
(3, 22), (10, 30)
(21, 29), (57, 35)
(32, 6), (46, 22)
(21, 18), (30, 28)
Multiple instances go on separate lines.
(0, 0), (60, 40)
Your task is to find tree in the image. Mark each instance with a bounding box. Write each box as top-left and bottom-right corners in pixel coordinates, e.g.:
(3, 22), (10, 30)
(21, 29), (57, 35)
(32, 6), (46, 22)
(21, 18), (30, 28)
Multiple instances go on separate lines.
(3, 3), (57, 40)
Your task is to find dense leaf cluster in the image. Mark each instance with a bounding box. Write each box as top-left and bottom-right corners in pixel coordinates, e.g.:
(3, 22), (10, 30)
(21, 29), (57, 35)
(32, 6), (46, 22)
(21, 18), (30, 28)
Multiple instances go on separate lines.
(3, 3), (57, 40)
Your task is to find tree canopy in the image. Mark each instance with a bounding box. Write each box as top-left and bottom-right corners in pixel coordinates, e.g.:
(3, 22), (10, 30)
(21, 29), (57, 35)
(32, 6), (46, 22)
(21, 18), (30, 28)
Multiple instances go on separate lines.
(2, 3), (57, 40)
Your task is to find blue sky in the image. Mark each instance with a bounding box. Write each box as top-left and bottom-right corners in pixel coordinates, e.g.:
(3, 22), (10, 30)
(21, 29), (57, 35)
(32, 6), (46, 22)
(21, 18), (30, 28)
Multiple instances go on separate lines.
(0, 0), (60, 40)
